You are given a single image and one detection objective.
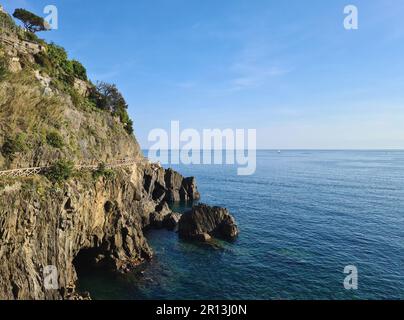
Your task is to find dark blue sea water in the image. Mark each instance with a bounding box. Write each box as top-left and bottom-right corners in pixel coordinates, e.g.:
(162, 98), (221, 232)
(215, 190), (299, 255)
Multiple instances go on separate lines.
(78, 151), (404, 300)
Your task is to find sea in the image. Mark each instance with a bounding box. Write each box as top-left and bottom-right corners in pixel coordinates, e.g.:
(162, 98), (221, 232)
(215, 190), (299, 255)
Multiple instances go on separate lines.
(76, 150), (404, 300)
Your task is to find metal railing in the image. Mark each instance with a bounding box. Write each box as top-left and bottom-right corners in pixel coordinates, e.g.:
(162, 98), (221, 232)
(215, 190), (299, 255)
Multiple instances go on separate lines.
(0, 158), (137, 178)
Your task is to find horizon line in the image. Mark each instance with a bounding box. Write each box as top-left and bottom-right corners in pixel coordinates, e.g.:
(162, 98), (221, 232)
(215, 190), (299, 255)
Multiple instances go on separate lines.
(141, 148), (404, 151)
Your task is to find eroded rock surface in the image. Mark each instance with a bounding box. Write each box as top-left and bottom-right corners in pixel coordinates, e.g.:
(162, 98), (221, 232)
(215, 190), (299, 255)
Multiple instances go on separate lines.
(178, 204), (239, 242)
(0, 162), (199, 300)
(143, 167), (200, 203)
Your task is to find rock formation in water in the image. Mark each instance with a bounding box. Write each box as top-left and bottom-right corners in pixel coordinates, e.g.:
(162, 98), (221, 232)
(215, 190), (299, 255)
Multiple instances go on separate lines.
(149, 202), (181, 230)
(178, 204), (239, 242)
(144, 168), (200, 203)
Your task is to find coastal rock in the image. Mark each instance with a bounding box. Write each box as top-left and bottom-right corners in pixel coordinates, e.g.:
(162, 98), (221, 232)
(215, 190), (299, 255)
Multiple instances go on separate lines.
(149, 202), (181, 230)
(194, 233), (212, 242)
(0, 162), (200, 300)
(178, 204), (239, 242)
(143, 167), (200, 203)
(149, 211), (166, 229)
(0, 170), (153, 300)
(163, 212), (181, 231)
(164, 169), (200, 202)
(0, 9), (205, 300)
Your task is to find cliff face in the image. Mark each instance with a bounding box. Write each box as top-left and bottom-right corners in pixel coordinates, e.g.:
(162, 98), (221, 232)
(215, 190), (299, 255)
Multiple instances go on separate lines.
(0, 168), (149, 299)
(0, 64), (143, 169)
(0, 10), (200, 299)
(0, 161), (199, 300)
(0, 10), (142, 170)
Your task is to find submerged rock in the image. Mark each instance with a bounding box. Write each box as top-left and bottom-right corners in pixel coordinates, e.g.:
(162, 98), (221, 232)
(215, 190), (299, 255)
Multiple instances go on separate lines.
(178, 204), (239, 242)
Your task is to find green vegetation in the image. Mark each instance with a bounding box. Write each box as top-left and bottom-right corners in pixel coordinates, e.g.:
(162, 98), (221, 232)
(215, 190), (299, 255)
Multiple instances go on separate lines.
(46, 43), (74, 85)
(0, 10), (17, 30)
(71, 60), (87, 81)
(93, 163), (116, 180)
(46, 131), (64, 148)
(21, 31), (46, 45)
(90, 82), (134, 135)
(1, 134), (27, 160)
(33, 43), (88, 90)
(20, 176), (47, 197)
(45, 160), (74, 183)
(0, 6), (136, 167)
(12, 8), (49, 33)
(33, 51), (52, 70)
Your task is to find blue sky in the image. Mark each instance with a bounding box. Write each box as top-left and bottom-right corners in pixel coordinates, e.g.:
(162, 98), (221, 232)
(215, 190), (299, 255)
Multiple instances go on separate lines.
(2, 0), (404, 149)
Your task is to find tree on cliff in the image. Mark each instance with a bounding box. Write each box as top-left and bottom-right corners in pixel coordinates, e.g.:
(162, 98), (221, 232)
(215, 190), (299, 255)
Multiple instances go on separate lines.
(12, 8), (50, 33)
(91, 82), (134, 134)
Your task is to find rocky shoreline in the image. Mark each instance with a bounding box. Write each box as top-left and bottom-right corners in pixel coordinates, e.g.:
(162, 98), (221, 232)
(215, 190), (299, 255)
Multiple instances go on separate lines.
(0, 6), (238, 300)
(0, 159), (238, 300)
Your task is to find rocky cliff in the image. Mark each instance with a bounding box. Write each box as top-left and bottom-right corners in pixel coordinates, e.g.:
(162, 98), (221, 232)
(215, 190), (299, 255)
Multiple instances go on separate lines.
(0, 162), (199, 300)
(0, 7), (239, 300)
(0, 9), (201, 300)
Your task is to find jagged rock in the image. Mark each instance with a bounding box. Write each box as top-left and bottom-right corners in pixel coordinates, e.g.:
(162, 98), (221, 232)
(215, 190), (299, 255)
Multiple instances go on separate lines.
(8, 57), (22, 73)
(155, 202), (171, 215)
(178, 204), (239, 242)
(164, 169), (200, 202)
(143, 167), (200, 203)
(0, 170), (157, 300)
(149, 202), (180, 230)
(163, 212), (181, 231)
(73, 78), (91, 97)
(0, 160), (202, 299)
(149, 202), (170, 228)
(150, 211), (166, 229)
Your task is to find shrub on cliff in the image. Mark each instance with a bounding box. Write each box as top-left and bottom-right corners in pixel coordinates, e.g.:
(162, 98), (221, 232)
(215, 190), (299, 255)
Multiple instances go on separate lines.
(45, 160), (74, 183)
(43, 44), (88, 88)
(47, 43), (74, 81)
(34, 52), (52, 70)
(93, 163), (116, 180)
(1, 134), (27, 160)
(71, 60), (87, 81)
(46, 131), (64, 149)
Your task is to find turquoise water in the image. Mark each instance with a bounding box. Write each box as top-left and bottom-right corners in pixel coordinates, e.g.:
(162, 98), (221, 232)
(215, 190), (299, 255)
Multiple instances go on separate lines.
(77, 151), (404, 300)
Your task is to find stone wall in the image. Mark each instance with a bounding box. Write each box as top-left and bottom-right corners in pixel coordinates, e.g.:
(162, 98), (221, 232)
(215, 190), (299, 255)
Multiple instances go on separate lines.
(0, 30), (45, 55)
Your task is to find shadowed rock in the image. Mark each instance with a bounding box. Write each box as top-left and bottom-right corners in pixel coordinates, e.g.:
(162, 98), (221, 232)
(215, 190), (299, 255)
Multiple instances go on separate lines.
(150, 202), (181, 231)
(178, 204), (239, 242)
(143, 167), (200, 204)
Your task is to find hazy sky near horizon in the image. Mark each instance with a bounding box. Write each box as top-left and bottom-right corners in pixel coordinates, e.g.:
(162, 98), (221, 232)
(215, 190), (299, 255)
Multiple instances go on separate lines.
(2, 0), (404, 149)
